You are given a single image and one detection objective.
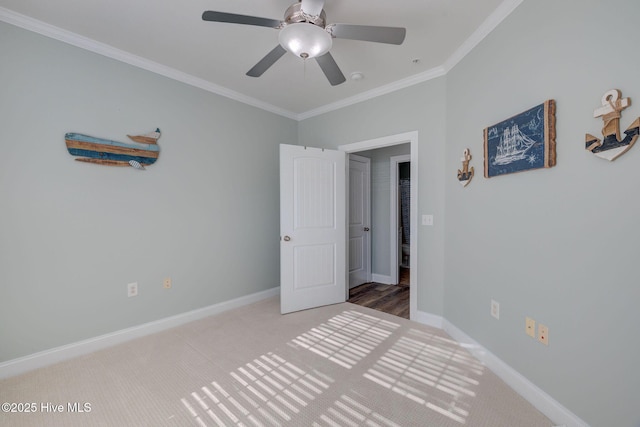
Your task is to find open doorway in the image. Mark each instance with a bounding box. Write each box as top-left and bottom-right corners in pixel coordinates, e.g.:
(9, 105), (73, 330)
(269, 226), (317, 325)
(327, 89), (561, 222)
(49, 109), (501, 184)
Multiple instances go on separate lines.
(398, 161), (410, 281)
(344, 144), (412, 319)
(390, 154), (411, 289)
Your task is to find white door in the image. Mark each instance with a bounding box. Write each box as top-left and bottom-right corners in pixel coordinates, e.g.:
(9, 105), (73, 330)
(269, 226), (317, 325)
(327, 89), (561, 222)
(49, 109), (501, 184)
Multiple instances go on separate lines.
(348, 155), (371, 288)
(280, 144), (347, 314)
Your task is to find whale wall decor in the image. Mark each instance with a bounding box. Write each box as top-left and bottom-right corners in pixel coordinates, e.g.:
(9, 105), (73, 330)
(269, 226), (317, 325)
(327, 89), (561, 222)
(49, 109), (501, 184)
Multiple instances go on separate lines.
(65, 129), (161, 170)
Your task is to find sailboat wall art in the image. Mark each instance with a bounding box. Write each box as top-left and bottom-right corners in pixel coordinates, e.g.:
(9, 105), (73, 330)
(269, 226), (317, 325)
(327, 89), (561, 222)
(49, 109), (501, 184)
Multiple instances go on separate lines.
(483, 100), (556, 178)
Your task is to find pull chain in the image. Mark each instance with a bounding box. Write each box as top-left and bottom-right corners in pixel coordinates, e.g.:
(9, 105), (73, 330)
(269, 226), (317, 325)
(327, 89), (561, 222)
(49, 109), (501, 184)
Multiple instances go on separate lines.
(300, 52), (309, 81)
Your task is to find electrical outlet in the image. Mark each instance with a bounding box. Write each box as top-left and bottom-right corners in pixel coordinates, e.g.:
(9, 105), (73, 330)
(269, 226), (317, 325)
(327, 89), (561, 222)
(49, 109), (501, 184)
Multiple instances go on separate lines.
(127, 282), (138, 298)
(525, 317), (536, 338)
(490, 300), (500, 319)
(163, 277), (172, 289)
(538, 324), (549, 345)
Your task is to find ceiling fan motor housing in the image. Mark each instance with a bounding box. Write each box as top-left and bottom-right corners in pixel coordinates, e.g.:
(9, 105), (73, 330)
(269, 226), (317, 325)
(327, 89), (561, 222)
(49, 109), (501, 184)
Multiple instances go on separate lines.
(284, 2), (326, 27)
(280, 3), (332, 59)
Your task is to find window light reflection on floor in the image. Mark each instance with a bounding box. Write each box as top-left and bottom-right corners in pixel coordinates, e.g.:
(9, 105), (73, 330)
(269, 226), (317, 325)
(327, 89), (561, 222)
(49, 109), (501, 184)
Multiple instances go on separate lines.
(363, 329), (485, 425)
(182, 352), (333, 426)
(289, 311), (400, 369)
(313, 393), (402, 427)
(180, 313), (491, 426)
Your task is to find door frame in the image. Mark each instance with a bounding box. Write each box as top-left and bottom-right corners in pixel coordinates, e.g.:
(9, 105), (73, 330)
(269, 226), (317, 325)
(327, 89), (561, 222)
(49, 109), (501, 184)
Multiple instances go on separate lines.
(339, 131), (418, 320)
(390, 155), (411, 286)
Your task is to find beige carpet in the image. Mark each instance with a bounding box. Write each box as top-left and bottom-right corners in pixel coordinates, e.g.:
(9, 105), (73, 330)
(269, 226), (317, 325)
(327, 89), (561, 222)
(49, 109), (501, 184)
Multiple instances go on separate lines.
(0, 298), (553, 426)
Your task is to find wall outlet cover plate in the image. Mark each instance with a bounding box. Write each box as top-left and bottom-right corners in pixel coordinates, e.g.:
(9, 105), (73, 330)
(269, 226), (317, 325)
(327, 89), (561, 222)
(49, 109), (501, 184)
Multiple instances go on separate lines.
(526, 317), (536, 338)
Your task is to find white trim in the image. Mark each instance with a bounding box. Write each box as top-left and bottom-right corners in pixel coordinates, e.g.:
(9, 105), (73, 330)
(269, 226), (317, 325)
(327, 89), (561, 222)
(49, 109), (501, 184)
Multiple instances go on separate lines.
(297, 67), (446, 120)
(296, 0), (524, 119)
(443, 0), (525, 72)
(0, 279), (588, 427)
(339, 131), (418, 154)
(371, 274), (393, 285)
(339, 131), (418, 321)
(415, 309), (589, 426)
(0, 286), (280, 380)
(0, 2), (523, 121)
(389, 155), (411, 287)
(440, 319), (590, 427)
(414, 309), (444, 329)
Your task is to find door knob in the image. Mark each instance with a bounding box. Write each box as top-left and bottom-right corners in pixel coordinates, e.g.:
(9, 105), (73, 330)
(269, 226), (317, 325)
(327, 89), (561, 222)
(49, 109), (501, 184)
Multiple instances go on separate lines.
(364, 227), (370, 232)
(283, 235), (291, 241)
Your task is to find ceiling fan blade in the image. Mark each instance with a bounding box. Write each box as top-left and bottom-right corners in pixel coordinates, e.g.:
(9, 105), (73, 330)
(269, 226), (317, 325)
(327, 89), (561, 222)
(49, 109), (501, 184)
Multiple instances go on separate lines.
(315, 52), (346, 86)
(328, 24), (406, 45)
(300, 0), (325, 17)
(202, 11), (282, 28)
(246, 45), (287, 77)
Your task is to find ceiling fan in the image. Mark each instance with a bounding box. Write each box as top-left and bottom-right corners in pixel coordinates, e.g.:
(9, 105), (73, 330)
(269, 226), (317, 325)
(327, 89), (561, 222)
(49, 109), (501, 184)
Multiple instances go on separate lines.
(202, 0), (406, 86)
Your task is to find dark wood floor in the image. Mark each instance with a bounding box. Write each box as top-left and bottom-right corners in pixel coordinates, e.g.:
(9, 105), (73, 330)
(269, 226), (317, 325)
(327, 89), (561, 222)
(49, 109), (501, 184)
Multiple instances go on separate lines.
(348, 267), (409, 319)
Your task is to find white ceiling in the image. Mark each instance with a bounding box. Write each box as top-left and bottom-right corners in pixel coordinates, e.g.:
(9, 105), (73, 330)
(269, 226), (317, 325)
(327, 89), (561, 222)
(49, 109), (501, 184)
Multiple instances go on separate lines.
(0, 0), (521, 119)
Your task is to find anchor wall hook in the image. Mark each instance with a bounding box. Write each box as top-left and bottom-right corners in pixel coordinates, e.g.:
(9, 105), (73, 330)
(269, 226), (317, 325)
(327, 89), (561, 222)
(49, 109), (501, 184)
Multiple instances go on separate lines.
(457, 148), (474, 187)
(585, 89), (640, 161)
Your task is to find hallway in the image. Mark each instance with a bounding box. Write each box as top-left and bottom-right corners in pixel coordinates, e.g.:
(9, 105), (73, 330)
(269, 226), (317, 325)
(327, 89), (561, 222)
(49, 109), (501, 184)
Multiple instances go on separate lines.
(348, 267), (409, 319)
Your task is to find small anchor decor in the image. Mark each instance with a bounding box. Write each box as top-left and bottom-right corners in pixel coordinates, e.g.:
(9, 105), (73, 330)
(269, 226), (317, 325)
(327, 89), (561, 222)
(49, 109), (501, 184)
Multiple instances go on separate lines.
(586, 89), (640, 161)
(457, 148), (474, 187)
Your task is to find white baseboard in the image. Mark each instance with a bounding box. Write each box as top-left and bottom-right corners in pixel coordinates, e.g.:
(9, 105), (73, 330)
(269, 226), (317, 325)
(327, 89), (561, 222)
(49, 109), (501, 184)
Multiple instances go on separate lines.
(438, 319), (589, 427)
(0, 289), (588, 427)
(371, 274), (394, 285)
(0, 286), (280, 380)
(413, 309), (444, 329)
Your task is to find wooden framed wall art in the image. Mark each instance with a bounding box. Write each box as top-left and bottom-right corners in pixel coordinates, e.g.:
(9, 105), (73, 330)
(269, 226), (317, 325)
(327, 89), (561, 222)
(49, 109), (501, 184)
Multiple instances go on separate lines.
(483, 100), (556, 178)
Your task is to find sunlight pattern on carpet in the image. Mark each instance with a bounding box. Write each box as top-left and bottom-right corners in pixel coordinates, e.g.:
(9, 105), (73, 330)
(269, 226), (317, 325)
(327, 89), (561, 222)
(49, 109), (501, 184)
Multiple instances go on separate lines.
(312, 393), (402, 427)
(289, 310), (400, 369)
(178, 309), (550, 427)
(182, 352), (333, 426)
(363, 329), (485, 425)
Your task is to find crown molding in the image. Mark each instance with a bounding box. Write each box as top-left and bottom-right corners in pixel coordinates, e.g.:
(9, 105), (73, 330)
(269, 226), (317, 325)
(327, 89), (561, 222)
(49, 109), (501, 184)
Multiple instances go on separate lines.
(1, 0), (524, 122)
(443, 0), (525, 72)
(297, 0), (525, 120)
(296, 66), (447, 120)
(0, 7), (298, 120)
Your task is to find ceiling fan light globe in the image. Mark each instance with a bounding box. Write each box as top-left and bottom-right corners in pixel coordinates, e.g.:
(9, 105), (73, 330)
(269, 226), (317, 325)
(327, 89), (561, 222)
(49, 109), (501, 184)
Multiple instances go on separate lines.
(279, 23), (332, 59)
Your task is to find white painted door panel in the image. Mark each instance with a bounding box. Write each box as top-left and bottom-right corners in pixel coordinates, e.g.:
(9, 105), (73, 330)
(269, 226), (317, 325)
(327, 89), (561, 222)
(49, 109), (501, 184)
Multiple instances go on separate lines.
(348, 155), (371, 288)
(280, 144), (346, 314)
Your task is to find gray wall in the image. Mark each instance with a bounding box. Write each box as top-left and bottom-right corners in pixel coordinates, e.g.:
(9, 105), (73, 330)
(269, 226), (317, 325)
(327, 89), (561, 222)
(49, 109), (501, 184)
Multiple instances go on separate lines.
(0, 22), (296, 362)
(445, 1), (640, 426)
